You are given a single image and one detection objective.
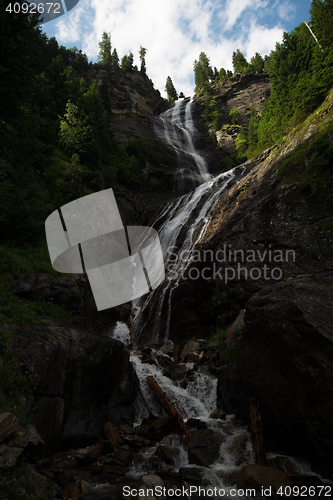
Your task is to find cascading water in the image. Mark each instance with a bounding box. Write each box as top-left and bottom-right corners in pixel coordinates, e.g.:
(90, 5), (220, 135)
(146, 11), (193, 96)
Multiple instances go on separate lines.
(153, 98), (211, 195)
(103, 101), (332, 498)
(112, 322), (254, 498)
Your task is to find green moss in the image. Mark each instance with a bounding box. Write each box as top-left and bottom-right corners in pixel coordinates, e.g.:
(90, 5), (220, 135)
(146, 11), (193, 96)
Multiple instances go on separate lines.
(209, 324), (245, 364)
(0, 243), (73, 325)
(236, 185), (249, 199)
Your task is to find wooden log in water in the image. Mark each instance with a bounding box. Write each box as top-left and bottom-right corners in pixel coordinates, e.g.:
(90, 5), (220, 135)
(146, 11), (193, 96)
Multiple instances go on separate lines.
(146, 375), (190, 444)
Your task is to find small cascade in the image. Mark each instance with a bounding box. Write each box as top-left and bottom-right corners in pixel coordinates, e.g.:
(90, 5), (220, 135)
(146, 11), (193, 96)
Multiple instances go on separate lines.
(134, 164), (247, 345)
(112, 322), (254, 497)
(153, 98), (211, 195)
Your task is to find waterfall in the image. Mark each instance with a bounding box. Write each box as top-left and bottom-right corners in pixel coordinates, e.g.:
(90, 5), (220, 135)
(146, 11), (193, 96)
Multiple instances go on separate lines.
(133, 97), (255, 346)
(153, 98), (211, 195)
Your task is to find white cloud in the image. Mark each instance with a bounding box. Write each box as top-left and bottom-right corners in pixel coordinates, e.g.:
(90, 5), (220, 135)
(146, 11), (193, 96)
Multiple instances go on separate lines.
(274, 0), (296, 22)
(244, 21), (283, 60)
(50, 0), (287, 97)
(221, 0), (269, 30)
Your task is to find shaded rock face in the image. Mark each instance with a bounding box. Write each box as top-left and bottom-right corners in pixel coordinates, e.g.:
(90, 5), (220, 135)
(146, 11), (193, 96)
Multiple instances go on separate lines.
(194, 73), (271, 161)
(12, 273), (131, 333)
(217, 279), (333, 475)
(7, 321), (135, 451)
(92, 66), (165, 146)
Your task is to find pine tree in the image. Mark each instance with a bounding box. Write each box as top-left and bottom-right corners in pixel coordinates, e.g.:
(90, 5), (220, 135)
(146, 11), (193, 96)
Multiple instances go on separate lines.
(98, 32), (112, 64)
(121, 52), (134, 71)
(193, 52), (213, 91)
(165, 76), (178, 101)
(250, 52), (265, 72)
(111, 48), (119, 68)
(139, 46), (147, 73)
(232, 49), (248, 73)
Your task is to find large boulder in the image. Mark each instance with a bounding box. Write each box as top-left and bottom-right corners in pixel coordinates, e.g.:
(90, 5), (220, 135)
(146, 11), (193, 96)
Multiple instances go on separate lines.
(217, 278), (333, 476)
(6, 321), (135, 451)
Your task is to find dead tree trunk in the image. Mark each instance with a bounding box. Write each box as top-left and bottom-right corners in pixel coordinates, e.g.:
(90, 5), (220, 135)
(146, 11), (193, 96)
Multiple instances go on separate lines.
(250, 397), (266, 466)
(146, 375), (190, 444)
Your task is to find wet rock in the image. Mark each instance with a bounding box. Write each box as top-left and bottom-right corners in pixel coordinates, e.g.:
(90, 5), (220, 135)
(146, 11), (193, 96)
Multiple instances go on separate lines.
(160, 340), (174, 356)
(113, 446), (131, 464)
(236, 464), (292, 494)
(0, 444), (24, 468)
(0, 413), (19, 443)
(73, 444), (104, 463)
(103, 464), (128, 475)
(142, 474), (164, 488)
(266, 456), (299, 478)
(80, 479), (92, 497)
(179, 466), (204, 482)
(120, 424), (134, 435)
(226, 432), (250, 466)
(141, 416), (178, 441)
(188, 429), (223, 466)
(168, 364), (187, 381)
(209, 409), (226, 419)
(181, 340), (199, 362)
(123, 435), (149, 448)
(187, 418), (208, 429)
(155, 445), (179, 464)
(62, 483), (81, 500)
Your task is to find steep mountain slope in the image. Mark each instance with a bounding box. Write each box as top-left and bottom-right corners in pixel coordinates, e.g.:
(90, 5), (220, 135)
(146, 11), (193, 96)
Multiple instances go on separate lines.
(146, 87), (333, 474)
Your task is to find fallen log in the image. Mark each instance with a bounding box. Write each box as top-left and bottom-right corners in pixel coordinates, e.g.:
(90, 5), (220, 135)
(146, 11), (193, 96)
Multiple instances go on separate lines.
(250, 397), (266, 466)
(146, 375), (190, 444)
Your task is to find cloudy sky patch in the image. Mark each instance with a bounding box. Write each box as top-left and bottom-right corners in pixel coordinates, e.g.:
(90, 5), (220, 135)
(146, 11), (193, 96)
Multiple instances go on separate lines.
(43, 0), (312, 97)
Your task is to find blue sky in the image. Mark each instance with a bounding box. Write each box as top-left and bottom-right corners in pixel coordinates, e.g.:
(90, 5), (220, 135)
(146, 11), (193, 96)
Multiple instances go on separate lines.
(42, 0), (313, 97)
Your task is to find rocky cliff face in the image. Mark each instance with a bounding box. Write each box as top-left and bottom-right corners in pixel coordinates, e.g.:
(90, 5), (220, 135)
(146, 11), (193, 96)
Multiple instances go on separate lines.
(194, 73), (271, 159)
(7, 319), (135, 452)
(156, 89), (333, 474)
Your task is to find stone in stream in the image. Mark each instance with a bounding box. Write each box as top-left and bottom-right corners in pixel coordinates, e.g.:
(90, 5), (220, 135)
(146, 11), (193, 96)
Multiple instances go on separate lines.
(155, 445), (179, 464)
(188, 428), (223, 466)
(236, 464), (292, 494)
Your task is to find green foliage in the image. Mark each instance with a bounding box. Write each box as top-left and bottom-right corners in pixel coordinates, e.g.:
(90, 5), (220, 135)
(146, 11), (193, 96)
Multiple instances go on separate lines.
(232, 49), (248, 73)
(204, 95), (220, 131)
(235, 128), (248, 163)
(98, 31), (112, 64)
(194, 52), (213, 91)
(121, 52), (134, 71)
(229, 107), (240, 125)
(139, 46), (147, 73)
(165, 76), (178, 101)
(111, 48), (119, 67)
(0, 243), (73, 326)
(254, 1), (333, 151)
(250, 52), (265, 72)
(209, 325), (245, 364)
